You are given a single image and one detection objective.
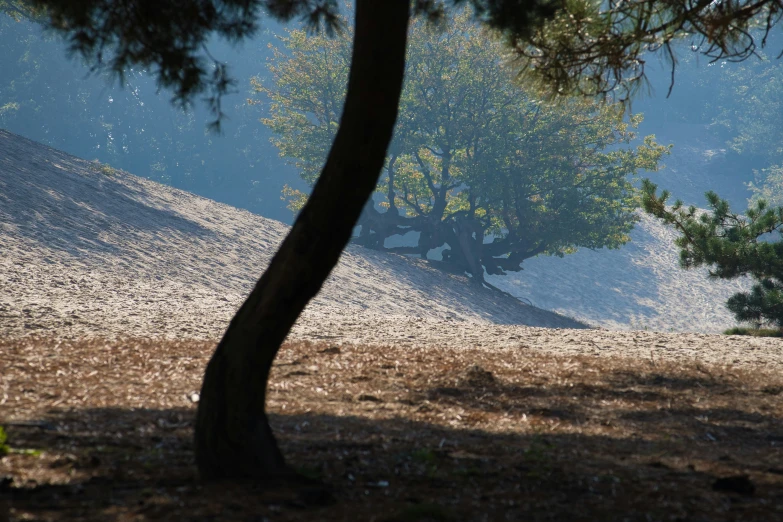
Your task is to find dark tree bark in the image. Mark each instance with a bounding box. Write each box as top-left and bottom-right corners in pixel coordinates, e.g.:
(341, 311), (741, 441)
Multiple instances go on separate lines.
(194, 0), (410, 480)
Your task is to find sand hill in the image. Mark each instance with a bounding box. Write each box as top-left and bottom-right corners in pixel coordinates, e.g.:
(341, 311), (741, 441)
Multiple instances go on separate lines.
(0, 129), (584, 342)
(487, 122), (753, 333)
(0, 128), (751, 342)
(488, 211), (750, 333)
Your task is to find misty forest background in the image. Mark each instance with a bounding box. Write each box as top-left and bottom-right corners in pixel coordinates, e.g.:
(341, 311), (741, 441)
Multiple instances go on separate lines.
(2, 13), (783, 255)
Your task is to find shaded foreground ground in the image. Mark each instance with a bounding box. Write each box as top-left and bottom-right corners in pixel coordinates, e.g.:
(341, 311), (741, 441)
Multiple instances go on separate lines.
(1, 337), (782, 521)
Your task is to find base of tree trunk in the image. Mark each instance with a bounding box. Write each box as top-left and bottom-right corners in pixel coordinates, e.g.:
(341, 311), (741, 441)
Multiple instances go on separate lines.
(194, 339), (288, 480)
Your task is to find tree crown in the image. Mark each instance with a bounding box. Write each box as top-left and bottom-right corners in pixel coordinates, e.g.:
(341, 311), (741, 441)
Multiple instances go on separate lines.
(257, 10), (668, 277)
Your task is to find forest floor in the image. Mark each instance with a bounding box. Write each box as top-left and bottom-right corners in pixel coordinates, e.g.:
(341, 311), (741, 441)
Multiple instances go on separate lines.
(2, 337), (782, 522)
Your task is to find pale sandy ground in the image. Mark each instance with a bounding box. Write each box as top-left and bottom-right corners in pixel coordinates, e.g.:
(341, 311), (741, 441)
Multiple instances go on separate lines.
(487, 212), (752, 332)
(1, 129), (781, 369)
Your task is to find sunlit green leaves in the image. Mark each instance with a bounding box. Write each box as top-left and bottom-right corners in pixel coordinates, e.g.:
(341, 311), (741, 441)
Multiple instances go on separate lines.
(508, 0), (783, 104)
(252, 26), (351, 189)
(257, 7), (667, 275)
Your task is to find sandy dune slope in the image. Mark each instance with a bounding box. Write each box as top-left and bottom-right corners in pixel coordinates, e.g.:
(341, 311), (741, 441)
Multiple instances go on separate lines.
(0, 129), (584, 343)
(1, 129), (781, 369)
(488, 212), (751, 333)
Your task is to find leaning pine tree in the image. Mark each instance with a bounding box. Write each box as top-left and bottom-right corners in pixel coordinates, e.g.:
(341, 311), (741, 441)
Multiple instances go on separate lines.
(642, 180), (783, 329)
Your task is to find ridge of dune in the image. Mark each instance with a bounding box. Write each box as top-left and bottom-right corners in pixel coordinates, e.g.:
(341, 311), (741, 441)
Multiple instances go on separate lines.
(0, 129), (585, 342)
(488, 212), (751, 333)
(2, 129), (781, 369)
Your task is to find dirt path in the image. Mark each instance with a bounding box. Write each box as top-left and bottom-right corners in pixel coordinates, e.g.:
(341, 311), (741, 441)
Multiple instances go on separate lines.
(2, 337), (782, 521)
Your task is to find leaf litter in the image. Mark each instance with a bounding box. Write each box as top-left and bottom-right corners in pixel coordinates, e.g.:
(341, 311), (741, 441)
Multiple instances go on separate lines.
(1, 337), (782, 521)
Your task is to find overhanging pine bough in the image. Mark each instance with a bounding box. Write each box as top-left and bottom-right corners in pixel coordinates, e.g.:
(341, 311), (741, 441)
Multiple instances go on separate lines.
(642, 180), (783, 330)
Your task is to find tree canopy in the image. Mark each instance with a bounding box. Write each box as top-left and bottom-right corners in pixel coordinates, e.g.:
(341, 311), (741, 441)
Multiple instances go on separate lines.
(256, 10), (668, 279)
(19, 0), (783, 115)
(510, 0), (783, 102)
(15, 0), (560, 128)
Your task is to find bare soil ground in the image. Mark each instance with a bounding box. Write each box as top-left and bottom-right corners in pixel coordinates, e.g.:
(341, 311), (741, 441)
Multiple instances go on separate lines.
(2, 337), (783, 521)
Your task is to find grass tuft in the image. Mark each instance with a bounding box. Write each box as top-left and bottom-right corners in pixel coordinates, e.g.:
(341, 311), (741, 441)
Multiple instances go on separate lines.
(723, 326), (783, 337)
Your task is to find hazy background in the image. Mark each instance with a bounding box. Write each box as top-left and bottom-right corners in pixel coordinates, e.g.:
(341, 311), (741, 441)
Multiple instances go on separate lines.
(2, 14), (781, 221)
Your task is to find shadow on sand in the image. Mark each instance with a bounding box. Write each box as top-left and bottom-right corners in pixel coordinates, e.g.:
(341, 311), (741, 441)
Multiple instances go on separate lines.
(0, 130), (214, 257)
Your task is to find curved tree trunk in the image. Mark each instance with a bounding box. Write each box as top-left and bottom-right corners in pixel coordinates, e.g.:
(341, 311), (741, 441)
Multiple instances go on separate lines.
(194, 0), (410, 480)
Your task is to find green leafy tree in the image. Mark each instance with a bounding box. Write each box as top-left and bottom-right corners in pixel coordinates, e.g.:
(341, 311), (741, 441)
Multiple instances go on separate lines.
(0, 1), (40, 20)
(643, 180), (783, 328)
(256, 10), (667, 280)
(21, 0), (783, 482)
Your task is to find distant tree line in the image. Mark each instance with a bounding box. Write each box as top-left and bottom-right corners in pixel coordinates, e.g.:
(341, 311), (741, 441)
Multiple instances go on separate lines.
(635, 37), (783, 205)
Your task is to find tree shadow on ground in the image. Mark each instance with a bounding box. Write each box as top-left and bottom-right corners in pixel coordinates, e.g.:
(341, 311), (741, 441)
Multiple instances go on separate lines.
(3, 403), (782, 520)
(420, 364), (783, 455)
(3, 339), (783, 521)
